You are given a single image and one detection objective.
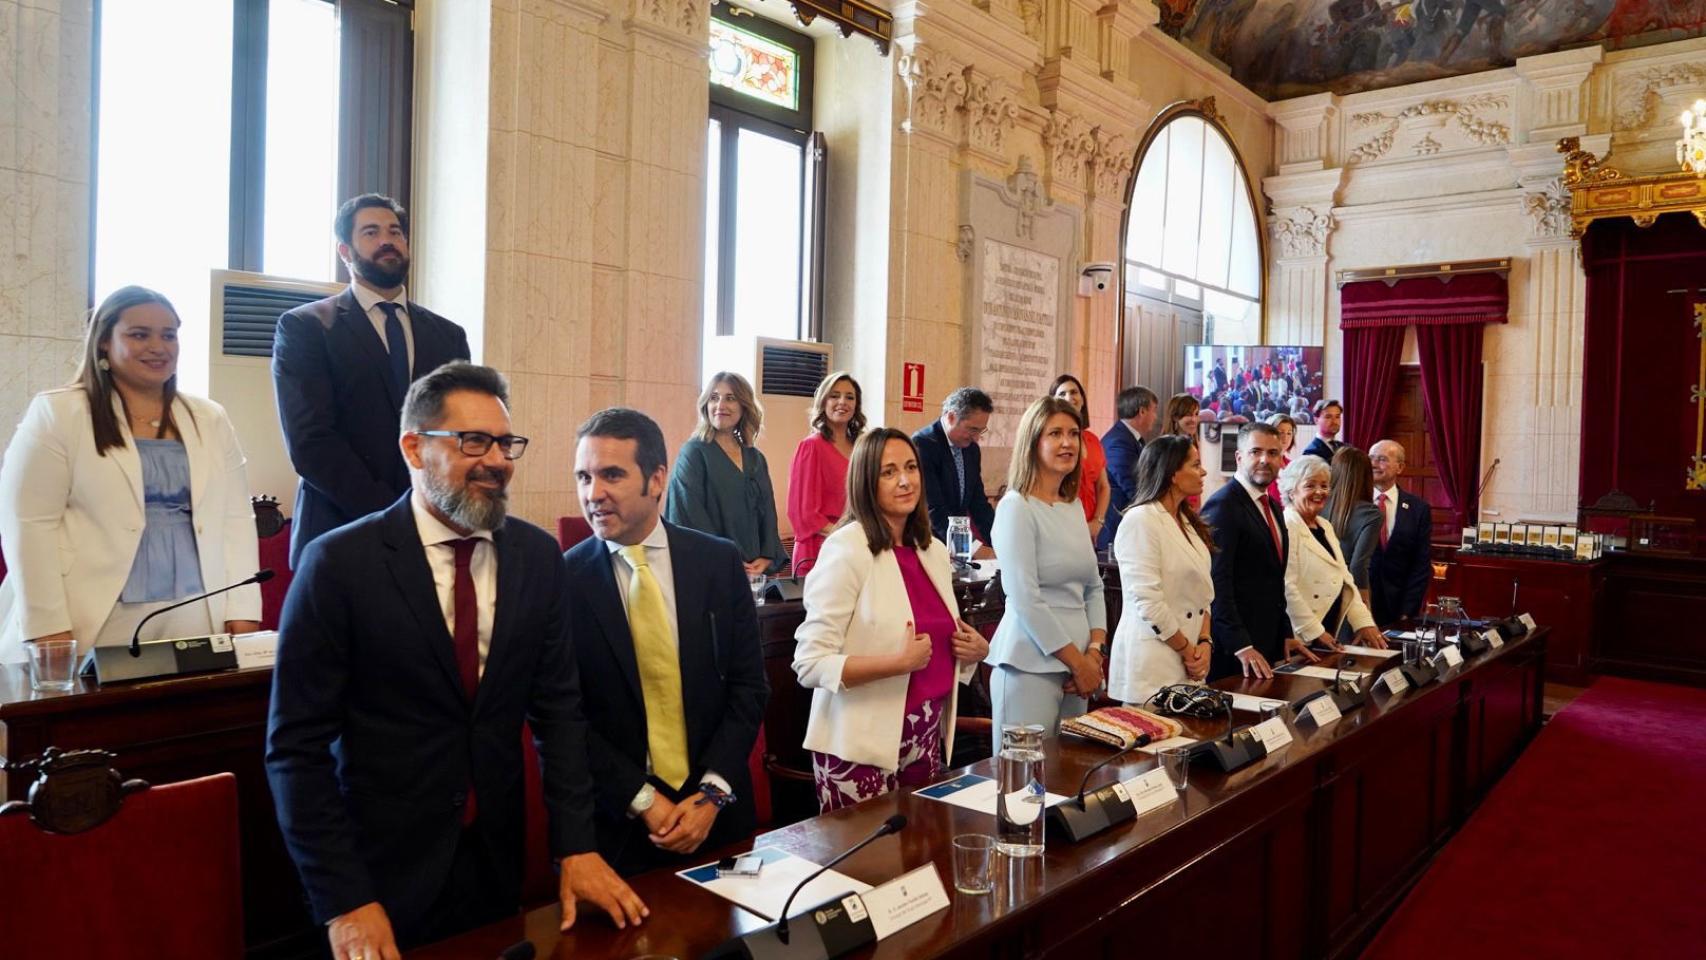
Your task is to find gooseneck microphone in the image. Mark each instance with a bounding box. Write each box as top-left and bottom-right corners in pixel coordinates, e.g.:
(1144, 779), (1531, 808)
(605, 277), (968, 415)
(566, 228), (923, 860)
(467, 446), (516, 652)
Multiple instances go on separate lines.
(776, 814), (906, 945)
(1072, 734), (1151, 804)
(129, 569), (275, 657)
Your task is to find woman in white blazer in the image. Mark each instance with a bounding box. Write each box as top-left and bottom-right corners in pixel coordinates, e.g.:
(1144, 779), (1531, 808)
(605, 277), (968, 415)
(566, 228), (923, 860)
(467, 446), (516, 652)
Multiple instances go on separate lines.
(1277, 456), (1386, 651)
(794, 427), (989, 812)
(1108, 435), (1217, 706)
(0, 286), (261, 665)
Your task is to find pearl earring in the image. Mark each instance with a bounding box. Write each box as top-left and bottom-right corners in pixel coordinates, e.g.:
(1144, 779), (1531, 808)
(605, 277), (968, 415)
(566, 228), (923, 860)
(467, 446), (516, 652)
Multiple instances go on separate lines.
(97, 357), (110, 371)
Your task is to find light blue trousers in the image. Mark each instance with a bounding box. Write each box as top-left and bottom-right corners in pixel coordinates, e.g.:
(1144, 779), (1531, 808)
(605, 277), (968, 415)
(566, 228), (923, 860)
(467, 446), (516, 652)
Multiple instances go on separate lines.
(990, 664), (1088, 753)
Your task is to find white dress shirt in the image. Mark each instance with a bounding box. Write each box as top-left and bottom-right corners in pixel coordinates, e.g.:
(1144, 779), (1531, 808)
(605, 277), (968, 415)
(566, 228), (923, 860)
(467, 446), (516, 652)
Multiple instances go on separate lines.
(604, 519), (727, 810)
(410, 492), (494, 677)
(351, 282), (415, 372)
(1373, 483), (1399, 540)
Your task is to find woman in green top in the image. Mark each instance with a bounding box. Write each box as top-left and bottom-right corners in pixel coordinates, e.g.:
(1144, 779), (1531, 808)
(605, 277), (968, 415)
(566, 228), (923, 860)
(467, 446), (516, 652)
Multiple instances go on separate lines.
(666, 372), (788, 576)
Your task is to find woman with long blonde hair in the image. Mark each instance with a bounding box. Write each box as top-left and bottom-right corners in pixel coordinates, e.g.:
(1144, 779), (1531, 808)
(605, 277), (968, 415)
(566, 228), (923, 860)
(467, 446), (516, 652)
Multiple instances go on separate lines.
(664, 372), (786, 575)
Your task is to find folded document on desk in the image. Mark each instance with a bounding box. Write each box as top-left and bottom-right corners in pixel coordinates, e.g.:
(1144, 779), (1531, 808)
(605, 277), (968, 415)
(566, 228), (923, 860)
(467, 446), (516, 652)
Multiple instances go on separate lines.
(1282, 664), (1370, 682)
(915, 773), (1069, 815)
(677, 846), (870, 921)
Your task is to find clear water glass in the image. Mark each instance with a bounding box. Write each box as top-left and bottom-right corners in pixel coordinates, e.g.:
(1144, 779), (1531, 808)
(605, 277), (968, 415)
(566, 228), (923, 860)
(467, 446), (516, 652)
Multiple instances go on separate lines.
(1402, 639), (1422, 666)
(1158, 747), (1191, 793)
(996, 724), (1046, 857)
(748, 572), (767, 605)
(947, 516), (973, 564)
(28, 639), (78, 693)
(951, 834), (997, 894)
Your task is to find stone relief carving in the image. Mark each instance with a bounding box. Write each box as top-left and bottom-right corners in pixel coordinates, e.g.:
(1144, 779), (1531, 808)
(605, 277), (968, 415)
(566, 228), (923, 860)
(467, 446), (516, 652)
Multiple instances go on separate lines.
(956, 224), (975, 262)
(1348, 95), (1510, 164)
(1613, 63), (1706, 132)
(637, 0), (702, 36)
(898, 47), (968, 139)
(1414, 133), (1442, 156)
(1003, 156), (1050, 240)
(1042, 110), (1097, 188)
(1523, 177), (1572, 241)
(1091, 129), (1135, 198)
(962, 70), (1021, 156)
(1269, 206), (1333, 259)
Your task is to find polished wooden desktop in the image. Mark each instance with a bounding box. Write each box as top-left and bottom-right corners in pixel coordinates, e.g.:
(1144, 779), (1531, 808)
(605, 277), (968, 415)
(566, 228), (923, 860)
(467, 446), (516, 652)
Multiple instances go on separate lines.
(416, 629), (1548, 960)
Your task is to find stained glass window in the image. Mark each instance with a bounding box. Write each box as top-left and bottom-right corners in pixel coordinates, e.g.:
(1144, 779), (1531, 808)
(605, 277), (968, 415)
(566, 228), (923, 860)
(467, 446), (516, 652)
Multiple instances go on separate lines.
(709, 19), (799, 112)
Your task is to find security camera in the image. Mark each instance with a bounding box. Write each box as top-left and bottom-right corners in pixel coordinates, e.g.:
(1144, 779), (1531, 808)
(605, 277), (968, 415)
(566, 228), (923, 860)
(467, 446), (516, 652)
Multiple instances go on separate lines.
(1078, 262), (1116, 296)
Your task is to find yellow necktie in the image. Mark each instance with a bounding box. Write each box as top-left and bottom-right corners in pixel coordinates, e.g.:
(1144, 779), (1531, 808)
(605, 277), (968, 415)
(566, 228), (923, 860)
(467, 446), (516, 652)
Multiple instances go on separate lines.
(620, 545), (689, 790)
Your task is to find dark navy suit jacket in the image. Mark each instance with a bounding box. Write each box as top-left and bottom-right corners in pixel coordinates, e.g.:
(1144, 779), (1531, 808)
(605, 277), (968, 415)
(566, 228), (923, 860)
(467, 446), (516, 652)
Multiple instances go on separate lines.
(265, 496), (595, 939)
(1369, 488), (1433, 625)
(1301, 436), (1343, 462)
(1099, 421), (1144, 553)
(1202, 479), (1292, 679)
(912, 420), (996, 544)
(273, 288), (470, 565)
(562, 522), (769, 876)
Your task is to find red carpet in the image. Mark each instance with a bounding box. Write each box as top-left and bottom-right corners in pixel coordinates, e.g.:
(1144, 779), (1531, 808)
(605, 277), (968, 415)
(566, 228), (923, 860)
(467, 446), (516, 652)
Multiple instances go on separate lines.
(1362, 677), (1706, 959)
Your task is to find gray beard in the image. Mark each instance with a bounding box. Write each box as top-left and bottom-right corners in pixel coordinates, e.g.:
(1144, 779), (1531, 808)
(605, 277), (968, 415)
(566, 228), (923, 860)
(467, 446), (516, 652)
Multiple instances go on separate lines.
(423, 470), (508, 532)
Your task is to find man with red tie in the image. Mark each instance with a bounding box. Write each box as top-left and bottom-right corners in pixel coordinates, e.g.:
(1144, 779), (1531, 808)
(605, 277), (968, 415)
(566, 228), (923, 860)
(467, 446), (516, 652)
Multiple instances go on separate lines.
(266, 363), (644, 960)
(1368, 439), (1434, 626)
(1202, 422), (1322, 680)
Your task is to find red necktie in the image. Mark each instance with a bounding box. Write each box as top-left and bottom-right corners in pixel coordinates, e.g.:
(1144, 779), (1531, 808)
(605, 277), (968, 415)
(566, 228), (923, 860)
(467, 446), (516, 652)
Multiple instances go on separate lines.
(1260, 496), (1283, 562)
(451, 538), (481, 825)
(1376, 493), (1390, 548)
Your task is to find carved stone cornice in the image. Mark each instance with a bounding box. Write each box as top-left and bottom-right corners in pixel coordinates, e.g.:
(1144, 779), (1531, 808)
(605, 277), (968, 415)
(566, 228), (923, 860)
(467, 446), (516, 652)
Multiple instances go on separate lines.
(1090, 127), (1135, 201)
(1269, 205), (1333, 260)
(1612, 61), (1706, 133)
(628, 0), (705, 44)
(1347, 95), (1510, 165)
(1042, 108), (1096, 193)
(962, 68), (1021, 160)
(898, 44), (969, 143)
(1523, 177), (1572, 243)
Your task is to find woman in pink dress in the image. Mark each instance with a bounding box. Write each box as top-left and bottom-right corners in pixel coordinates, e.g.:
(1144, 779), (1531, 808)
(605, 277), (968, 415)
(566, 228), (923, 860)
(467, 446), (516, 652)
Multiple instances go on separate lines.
(1051, 374), (1110, 543)
(786, 371), (864, 577)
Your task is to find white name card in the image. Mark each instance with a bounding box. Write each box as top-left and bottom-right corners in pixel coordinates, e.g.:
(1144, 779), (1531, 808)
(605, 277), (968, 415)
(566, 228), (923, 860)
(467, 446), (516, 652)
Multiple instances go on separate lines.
(234, 631), (280, 669)
(1483, 629), (1504, 650)
(863, 864), (951, 941)
(1118, 767), (1179, 817)
(1303, 695), (1342, 727)
(1252, 716), (1294, 753)
(1440, 644), (1464, 668)
(1518, 613), (1537, 631)
(1380, 667), (1409, 695)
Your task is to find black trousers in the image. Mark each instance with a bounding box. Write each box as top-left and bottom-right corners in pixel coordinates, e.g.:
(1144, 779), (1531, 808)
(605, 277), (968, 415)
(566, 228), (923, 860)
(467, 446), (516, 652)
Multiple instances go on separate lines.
(401, 826), (519, 948)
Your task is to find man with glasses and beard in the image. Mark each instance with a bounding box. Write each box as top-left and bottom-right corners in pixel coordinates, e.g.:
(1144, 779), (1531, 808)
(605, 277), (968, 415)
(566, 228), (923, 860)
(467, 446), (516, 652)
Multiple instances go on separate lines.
(273, 193), (471, 566)
(267, 363), (646, 960)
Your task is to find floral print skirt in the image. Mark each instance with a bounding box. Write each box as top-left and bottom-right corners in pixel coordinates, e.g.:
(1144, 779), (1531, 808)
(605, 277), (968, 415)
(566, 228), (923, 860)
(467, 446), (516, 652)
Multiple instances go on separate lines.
(811, 697), (946, 813)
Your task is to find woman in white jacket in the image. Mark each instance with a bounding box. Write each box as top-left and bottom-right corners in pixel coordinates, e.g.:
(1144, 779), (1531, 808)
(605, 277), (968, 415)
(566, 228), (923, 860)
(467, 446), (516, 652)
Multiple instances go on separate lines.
(1277, 456), (1386, 651)
(1107, 435), (1216, 706)
(793, 427), (989, 812)
(0, 286), (260, 664)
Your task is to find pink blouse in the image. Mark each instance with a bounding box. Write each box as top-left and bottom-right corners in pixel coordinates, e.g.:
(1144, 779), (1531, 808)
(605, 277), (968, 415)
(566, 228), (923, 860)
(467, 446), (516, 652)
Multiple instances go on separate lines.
(894, 546), (955, 710)
(786, 433), (850, 577)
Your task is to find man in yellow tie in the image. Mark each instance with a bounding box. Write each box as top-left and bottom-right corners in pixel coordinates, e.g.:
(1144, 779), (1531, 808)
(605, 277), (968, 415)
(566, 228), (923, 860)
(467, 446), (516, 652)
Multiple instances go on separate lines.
(564, 408), (770, 876)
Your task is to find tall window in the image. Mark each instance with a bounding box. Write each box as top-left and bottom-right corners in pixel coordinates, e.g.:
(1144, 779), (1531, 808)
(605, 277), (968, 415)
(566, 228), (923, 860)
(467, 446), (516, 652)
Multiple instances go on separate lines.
(1123, 114), (1262, 349)
(94, 0), (407, 393)
(702, 7), (823, 380)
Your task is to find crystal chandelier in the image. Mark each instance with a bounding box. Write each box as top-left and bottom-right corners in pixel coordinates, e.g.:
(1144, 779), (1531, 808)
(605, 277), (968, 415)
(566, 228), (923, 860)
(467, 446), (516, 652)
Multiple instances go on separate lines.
(1680, 99), (1706, 177)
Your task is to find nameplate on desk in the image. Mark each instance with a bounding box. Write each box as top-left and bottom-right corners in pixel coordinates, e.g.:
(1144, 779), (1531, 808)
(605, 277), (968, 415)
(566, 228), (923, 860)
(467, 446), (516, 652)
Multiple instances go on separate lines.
(860, 864), (951, 941)
(1251, 716), (1294, 753)
(1337, 644), (1401, 659)
(1117, 767), (1178, 817)
(1302, 695), (1342, 727)
(1440, 645), (1464, 668)
(1518, 613), (1537, 631)
(1483, 629), (1504, 650)
(1380, 667), (1409, 695)
(233, 631), (279, 669)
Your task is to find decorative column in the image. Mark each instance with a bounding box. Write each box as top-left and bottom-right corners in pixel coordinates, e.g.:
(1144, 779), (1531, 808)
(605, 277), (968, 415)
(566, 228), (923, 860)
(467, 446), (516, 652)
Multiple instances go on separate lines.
(1262, 94), (1343, 349)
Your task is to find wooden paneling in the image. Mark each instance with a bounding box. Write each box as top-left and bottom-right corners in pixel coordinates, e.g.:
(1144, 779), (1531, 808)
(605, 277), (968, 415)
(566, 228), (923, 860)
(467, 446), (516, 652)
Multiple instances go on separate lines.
(1596, 553), (1706, 685)
(1444, 553), (1603, 684)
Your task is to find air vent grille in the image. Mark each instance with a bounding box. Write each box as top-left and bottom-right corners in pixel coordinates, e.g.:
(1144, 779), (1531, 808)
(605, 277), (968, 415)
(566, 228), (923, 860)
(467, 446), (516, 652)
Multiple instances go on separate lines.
(221, 284), (324, 358)
(759, 345), (830, 397)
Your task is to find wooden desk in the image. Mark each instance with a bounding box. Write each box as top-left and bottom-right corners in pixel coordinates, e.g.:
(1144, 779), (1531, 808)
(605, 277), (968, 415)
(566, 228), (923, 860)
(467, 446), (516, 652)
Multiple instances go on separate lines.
(1436, 552), (1603, 684)
(416, 630), (1548, 960)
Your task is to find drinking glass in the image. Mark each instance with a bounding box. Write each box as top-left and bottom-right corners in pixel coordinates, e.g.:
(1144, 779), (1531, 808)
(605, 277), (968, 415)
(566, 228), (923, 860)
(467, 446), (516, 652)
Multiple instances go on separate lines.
(951, 834), (997, 894)
(1401, 640), (1422, 666)
(1158, 747), (1191, 793)
(947, 516), (974, 566)
(28, 639), (77, 693)
(748, 572), (767, 605)
(996, 724), (1046, 857)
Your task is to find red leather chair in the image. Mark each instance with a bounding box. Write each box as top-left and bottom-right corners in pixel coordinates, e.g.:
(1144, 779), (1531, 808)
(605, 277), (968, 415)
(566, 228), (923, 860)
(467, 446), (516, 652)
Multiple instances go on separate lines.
(257, 520), (293, 630)
(0, 772), (243, 959)
(557, 516), (594, 552)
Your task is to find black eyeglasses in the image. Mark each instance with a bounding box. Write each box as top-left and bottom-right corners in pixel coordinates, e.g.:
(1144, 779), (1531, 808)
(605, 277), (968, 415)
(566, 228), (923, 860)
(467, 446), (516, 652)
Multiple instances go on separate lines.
(414, 430), (530, 460)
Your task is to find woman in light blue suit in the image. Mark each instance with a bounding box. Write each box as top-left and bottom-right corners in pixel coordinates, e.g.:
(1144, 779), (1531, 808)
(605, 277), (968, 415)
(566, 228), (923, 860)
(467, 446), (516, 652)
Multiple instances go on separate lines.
(987, 397), (1107, 739)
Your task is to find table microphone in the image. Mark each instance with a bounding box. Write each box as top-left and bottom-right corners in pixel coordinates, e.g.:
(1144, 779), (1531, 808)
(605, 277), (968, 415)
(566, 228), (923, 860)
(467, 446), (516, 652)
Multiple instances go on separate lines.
(776, 814), (906, 945)
(1071, 735), (1150, 805)
(129, 569), (275, 657)
(497, 941), (535, 960)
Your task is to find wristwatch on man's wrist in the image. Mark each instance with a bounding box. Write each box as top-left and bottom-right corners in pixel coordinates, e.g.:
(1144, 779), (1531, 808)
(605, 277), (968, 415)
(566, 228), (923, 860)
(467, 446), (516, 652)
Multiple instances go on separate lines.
(698, 781), (737, 809)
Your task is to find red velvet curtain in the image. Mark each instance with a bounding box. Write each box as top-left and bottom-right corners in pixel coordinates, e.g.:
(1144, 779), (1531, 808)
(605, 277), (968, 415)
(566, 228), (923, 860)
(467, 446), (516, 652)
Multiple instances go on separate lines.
(1341, 325), (1406, 449)
(1415, 323), (1485, 531)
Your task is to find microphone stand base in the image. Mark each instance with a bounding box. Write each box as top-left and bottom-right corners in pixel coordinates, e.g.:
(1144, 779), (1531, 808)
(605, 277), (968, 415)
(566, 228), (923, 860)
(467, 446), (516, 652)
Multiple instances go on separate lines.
(1048, 785), (1137, 843)
(1189, 731), (1268, 773)
(83, 635), (239, 685)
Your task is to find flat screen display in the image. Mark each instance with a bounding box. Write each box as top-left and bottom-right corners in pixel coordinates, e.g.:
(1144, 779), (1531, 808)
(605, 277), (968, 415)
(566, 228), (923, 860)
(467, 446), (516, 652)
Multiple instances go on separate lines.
(1184, 345), (1326, 424)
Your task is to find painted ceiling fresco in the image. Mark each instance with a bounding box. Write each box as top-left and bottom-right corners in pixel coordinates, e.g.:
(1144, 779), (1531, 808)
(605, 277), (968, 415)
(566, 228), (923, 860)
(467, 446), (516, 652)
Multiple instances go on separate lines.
(1158, 0), (1706, 100)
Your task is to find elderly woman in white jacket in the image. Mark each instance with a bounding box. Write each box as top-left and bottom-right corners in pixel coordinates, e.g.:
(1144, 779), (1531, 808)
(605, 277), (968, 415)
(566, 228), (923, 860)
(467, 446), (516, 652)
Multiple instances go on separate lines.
(0, 286), (260, 664)
(1108, 435), (1216, 706)
(1278, 456), (1386, 651)
(794, 428), (989, 812)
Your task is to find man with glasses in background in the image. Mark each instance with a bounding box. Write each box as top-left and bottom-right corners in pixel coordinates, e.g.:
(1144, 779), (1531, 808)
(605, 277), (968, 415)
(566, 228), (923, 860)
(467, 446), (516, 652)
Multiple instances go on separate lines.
(1368, 439), (1433, 626)
(267, 362), (644, 960)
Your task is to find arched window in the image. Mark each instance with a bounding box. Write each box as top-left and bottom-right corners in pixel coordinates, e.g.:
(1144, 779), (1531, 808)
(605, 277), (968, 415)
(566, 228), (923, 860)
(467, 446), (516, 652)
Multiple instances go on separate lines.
(1120, 110), (1263, 391)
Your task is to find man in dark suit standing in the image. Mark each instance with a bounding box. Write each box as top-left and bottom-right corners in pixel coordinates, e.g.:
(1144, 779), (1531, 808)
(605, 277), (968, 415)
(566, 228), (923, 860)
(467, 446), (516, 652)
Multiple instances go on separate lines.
(564, 408), (768, 877)
(912, 387), (996, 553)
(273, 193), (471, 566)
(1368, 439), (1434, 625)
(1301, 400), (1344, 461)
(1099, 385), (1157, 552)
(1202, 422), (1321, 680)
(266, 363), (644, 960)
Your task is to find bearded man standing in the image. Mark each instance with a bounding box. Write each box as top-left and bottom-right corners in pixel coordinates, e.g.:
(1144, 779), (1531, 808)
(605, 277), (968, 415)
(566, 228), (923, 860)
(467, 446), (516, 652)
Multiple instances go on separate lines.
(267, 363), (646, 959)
(273, 193), (471, 565)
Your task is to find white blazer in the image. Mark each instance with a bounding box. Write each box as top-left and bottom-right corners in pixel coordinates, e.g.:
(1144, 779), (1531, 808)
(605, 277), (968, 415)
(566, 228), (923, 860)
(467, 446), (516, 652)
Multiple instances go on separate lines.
(1282, 508), (1375, 643)
(793, 524), (978, 771)
(0, 388), (261, 663)
(1107, 501), (1214, 705)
